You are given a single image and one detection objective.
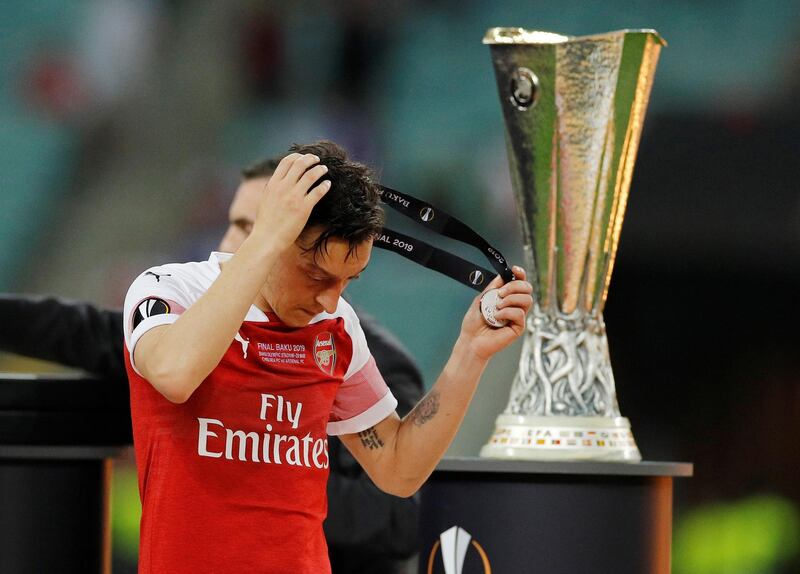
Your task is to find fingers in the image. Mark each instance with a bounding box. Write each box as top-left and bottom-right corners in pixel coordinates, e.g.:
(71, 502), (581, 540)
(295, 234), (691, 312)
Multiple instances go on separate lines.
(493, 264), (532, 327)
(498, 279), (533, 299)
(496, 293), (532, 312)
(305, 179), (332, 206)
(493, 306), (526, 329)
(481, 274), (505, 296)
(268, 153), (329, 205)
(253, 152), (331, 249)
(286, 153), (321, 183)
(299, 164), (329, 192)
(481, 265), (528, 298)
(271, 153), (302, 180)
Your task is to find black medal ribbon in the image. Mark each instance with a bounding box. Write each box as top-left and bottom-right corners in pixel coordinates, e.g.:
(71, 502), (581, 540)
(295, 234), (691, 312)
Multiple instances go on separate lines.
(374, 185), (515, 291)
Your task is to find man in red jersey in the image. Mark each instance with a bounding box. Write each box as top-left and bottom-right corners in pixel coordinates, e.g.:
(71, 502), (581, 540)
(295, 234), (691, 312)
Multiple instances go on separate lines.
(123, 141), (533, 573)
(1, 151), (422, 572)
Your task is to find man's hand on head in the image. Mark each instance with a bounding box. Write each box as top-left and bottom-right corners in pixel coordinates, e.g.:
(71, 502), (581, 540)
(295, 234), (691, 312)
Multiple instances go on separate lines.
(131, 152), (332, 405)
(251, 153), (331, 252)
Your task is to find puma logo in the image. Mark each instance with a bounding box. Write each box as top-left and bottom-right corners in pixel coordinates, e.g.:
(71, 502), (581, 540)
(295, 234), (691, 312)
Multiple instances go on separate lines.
(145, 271), (172, 283)
(234, 331), (250, 359)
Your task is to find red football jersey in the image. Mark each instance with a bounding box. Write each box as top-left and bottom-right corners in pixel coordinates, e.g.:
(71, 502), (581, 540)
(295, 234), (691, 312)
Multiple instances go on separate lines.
(123, 253), (397, 573)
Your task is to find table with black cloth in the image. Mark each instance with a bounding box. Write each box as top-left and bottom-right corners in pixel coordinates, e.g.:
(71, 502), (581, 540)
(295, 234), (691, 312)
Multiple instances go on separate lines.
(0, 373), (131, 574)
(420, 456), (692, 574)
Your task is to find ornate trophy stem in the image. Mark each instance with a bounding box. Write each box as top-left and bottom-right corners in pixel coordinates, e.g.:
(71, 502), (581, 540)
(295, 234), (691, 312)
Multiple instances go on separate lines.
(512, 309), (618, 418)
(480, 28), (665, 461)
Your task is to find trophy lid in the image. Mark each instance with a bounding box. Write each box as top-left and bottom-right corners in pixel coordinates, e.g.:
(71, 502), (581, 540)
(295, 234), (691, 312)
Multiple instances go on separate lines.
(483, 27), (666, 46)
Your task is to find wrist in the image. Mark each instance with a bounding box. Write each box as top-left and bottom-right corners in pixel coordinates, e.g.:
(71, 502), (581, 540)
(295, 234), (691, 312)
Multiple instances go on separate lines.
(238, 229), (282, 264)
(451, 335), (490, 371)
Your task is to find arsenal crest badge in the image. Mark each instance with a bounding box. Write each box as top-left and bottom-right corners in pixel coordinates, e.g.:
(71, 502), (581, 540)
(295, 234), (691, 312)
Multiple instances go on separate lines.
(314, 332), (336, 376)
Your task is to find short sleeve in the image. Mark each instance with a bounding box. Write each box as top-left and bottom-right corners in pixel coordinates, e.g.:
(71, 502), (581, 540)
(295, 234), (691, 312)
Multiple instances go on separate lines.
(326, 303), (397, 436)
(123, 268), (190, 375)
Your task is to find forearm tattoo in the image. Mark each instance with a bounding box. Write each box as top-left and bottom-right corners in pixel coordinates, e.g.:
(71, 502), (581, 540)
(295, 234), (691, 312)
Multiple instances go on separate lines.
(358, 426), (384, 450)
(407, 389), (440, 427)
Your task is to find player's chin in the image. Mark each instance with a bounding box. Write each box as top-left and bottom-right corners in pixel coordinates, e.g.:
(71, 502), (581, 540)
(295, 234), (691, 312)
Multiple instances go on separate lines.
(282, 308), (317, 328)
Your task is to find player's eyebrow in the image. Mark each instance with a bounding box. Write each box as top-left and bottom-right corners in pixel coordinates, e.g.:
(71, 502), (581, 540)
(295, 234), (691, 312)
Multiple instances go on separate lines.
(230, 217), (253, 230)
(350, 263), (368, 279)
(309, 261), (368, 280)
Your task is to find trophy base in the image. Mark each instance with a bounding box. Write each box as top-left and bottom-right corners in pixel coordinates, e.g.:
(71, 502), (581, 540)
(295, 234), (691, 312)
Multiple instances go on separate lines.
(480, 414), (641, 462)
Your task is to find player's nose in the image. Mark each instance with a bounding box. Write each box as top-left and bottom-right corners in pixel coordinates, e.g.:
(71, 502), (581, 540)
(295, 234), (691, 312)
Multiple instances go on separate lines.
(315, 289), (339, 314)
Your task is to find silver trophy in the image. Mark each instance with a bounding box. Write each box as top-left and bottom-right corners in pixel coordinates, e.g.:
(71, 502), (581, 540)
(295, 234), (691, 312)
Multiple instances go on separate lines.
(480, 28), (665, 461)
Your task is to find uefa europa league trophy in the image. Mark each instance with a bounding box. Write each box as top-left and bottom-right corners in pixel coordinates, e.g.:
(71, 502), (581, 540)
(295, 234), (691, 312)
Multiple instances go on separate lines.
(480, 28), (665, 461)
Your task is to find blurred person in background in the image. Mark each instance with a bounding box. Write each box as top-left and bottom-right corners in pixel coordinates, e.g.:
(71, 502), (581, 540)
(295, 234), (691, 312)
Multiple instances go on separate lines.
(0, 154), (424, 573)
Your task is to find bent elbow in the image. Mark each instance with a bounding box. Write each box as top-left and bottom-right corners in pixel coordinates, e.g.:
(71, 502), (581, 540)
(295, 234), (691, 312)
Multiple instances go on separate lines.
(159, 384), (193, 404)
(378, 477), (423, 498)
(145, 362), (198, 404)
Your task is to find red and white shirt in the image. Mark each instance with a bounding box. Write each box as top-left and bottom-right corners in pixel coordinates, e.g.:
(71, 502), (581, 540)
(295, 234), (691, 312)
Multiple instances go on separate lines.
(123, 252), (397, 574)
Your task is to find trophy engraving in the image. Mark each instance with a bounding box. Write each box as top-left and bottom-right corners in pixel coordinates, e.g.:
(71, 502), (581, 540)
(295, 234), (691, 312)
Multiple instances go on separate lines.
(480, 28), (665, 461)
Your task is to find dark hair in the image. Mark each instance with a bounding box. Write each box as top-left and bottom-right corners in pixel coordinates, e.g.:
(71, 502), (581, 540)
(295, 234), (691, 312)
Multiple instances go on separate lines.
(241, 157), (281, 180)
(239, 141), (383, 257)
(289, 140), (384, 258)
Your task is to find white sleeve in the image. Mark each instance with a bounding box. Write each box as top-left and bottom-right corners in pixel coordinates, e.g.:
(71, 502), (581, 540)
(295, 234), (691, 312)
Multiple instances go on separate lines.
(326, 302), (397, 436)
(123, 267), (193, 375)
